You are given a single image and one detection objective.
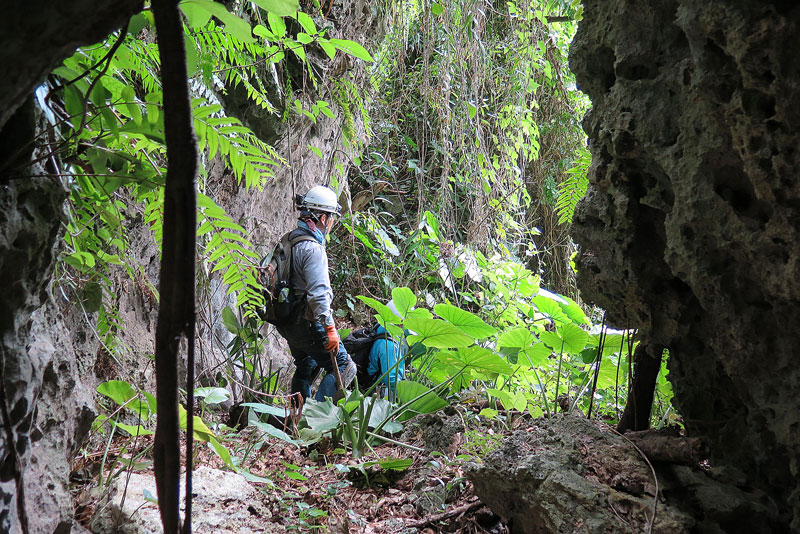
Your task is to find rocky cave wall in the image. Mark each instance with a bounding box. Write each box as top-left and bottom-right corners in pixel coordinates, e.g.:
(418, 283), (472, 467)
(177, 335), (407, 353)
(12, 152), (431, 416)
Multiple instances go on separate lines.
(0, 1), (377, 532)
(570, 0), (800, 529)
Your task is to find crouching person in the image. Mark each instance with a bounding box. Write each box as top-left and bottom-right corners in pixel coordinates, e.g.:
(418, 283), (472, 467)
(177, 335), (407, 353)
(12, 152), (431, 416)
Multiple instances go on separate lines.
(274, 185), (356, 404)
(367, 300), (408, 396)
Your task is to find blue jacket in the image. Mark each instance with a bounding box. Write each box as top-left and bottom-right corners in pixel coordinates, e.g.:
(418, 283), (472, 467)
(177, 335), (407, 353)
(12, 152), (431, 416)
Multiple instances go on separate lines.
(367, 325), (406, 390)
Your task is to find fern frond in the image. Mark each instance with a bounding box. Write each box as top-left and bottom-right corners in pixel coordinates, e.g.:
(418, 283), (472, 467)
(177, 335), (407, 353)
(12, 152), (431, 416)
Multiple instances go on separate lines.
(197, 193), (264, 310)
(555, 146), (591, 225)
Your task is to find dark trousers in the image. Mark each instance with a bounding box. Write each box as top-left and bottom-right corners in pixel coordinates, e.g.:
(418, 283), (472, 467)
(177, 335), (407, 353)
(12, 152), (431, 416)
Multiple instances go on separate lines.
(277, 318), (351, 401)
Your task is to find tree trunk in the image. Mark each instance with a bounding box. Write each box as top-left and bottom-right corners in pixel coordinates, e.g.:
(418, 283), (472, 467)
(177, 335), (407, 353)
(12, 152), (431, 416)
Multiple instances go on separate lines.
(151, 0), (198, 532)
(617, 342), (662, 433)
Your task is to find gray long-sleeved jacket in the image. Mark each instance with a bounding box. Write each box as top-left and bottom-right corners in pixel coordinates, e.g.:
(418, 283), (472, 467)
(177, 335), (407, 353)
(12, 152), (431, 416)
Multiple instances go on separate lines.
(290, 238), (335, 326)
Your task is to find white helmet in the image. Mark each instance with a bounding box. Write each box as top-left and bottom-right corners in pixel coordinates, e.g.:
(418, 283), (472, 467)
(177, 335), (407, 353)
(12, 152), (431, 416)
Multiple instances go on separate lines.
(298, 185), (342, 217)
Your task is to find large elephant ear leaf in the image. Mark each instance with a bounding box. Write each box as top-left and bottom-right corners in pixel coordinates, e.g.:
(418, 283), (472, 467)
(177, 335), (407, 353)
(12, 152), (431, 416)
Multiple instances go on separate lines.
(433, 303), (497, 339)
(396, 381), (448, 421)
(435, 346), (512, 375)
(405, 317), (474, 348)
(391, 287), (417, 318)
(557, 323), (589, 354)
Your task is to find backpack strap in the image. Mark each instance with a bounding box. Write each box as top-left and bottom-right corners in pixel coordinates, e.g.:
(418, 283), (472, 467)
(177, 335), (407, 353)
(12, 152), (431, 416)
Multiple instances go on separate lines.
(276, 230), (316, 282)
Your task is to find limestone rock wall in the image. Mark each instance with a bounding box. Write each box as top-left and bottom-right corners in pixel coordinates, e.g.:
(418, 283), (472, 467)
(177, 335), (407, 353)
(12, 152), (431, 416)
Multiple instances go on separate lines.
(570, 0), (800, 528)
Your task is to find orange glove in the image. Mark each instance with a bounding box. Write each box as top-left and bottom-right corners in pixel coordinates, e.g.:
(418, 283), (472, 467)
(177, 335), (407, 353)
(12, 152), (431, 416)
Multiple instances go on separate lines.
(324, 324), (339, 353)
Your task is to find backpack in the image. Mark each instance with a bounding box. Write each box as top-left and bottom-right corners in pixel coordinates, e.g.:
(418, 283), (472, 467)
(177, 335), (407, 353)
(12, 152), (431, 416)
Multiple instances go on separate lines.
(257, 230), (316, 325)
(342, 323), (389, 390)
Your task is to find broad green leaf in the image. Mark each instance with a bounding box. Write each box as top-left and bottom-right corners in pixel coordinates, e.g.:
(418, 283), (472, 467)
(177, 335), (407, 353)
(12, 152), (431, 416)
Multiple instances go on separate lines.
(479, 407), (498, 419)
(303, 399), (342, 433)
(194, 387), (230, 405)
(365, 398), (396, 429)
(319, 39), (336, 59)
(405, 317), (474, 349)
(433, 303), (496, 339)
(593, 357), (622, 390)
(208, 436), (234, 468)
(251, 419), (299, 445)
(497, 327), (538, 349)
(540, 330), (563, 352)
(241, 402), (288, 418)
(376, 457), (413, 470)
(181, 0), (254, 43)
(407, 307), (433, 320)
(97, 380), (137, 406)
(267, 12), (286, 38)
(431, 2), (444, 16)
(557, 323), (589, 354)
(221, 306), (240, 333)
(435, 346), (512, 374)
(559, 296), (590, 326)
(357, 296), (401, 325)
(296, 11), (316, 34)
(521, 342), (551, 367)
(531, 294), (569, 324)
(391, 287), (417, 318)
(180, 0), (213, 27)
(115, 422), (154, 437)
(329, 38), (373, 62)
(178, 405), (215, 442)
(396, 381), (448, 422)
(250, 0), (299, 16)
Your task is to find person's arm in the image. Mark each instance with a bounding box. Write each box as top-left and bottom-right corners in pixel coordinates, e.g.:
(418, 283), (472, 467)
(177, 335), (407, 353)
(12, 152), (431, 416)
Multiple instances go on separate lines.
(294, 241), (335, 326)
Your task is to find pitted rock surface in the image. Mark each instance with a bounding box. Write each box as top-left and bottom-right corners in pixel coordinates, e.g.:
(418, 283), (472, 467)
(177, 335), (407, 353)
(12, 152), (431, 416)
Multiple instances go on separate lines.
(91, 466), (284, 534)
(570, 2), (800, 529)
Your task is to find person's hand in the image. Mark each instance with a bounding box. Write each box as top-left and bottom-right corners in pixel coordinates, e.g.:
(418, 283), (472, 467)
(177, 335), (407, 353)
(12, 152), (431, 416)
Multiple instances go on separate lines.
(324, 324), (339, 353)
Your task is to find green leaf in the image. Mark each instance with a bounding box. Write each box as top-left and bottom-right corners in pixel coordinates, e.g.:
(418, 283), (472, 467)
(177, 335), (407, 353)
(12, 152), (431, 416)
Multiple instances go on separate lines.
(194, 387), (230, 405)
(295, 32), (314, 44)
(396, 381), (448, 422)
(178, 405), (216, 442)
(251, 419), (299, 445)
(267, 12), (286, 38)
(521, 342), (551, 367)
(208, 436), (234, 468)
(296, 11), (317, 34)
(81, 282), (103, 313)
(405, 317), (474, 349)
(540, 324), (588, 354)
(115, 422), (154, 437)
(431, 2), (444, 16)
(221, 306), (240, 333)
(377, 457), (413, 471)
(180, 0), (213, 27)
(303, 399), (342, 433)
(497, 328), (537, 349)
(391, 287), (417, 318)
(531, 294), (569, 324)
(181, 0), (255, 43)
(329, 38), (373, 62)
(356, 296), (401, 325)
(435, 346), (512, 375)
(241, 402), (288, 418)
(319, 39), (336, 60)
(250, 0), (299, 16)
(97, 380), (137, 407)
(433, 303), (496, 339)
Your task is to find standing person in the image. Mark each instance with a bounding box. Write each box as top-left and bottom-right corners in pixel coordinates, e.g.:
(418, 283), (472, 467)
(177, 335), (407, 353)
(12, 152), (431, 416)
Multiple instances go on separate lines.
(273, 185), (356, 404)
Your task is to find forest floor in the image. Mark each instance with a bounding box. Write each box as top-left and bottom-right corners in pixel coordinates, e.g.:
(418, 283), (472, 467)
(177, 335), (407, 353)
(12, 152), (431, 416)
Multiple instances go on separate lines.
(71, 405), (514, 533)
